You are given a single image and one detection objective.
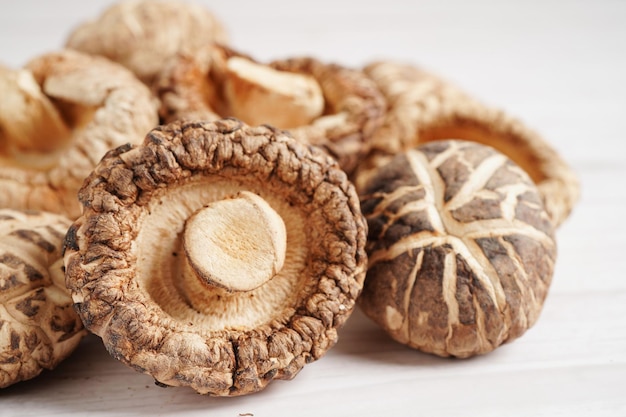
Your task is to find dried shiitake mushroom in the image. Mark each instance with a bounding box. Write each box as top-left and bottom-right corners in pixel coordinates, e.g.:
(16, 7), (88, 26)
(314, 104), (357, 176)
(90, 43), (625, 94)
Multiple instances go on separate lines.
(64, 118), (367, 396)
(359, 140), (557, 358)
(0, 50), (159, 219)
(155, 45), (386, 175)
(65, 0), (228, 84)
(0, 209), (85, 388)
(356, 61), (579, 227)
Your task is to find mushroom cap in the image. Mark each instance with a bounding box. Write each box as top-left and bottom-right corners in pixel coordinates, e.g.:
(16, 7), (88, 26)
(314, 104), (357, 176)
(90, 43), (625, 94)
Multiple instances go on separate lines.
(0, 209), (86, 388)
(359, 140), (557, 358)
(0, 49), (159, 219)
(155, 44), (386, 176)
(356, 61), (580, 228)
(63, 118), (368, 396)
(65, 0), (228, 84)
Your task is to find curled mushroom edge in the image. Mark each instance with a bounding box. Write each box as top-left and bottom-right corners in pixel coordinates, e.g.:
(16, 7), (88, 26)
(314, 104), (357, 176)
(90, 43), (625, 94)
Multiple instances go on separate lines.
(63, 118), (368, 396)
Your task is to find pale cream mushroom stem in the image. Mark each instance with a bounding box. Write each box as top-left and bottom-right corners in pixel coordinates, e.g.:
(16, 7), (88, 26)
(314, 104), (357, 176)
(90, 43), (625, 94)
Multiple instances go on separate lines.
(0, 66), (70, 155)
(180, 191), (287, 308)
(223, 56), (324, 128)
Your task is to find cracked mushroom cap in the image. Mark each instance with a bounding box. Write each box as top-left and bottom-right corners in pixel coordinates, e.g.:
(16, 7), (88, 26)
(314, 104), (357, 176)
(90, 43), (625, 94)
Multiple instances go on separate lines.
(65, 0), (228, 84)
(63, 118), (367, 396)
(0, 209), (86, 388)
(359, 140), (557, 358)
(356, 61), (580, 228)
(0, 50), (159, 219)
(155, 44), (386, 176)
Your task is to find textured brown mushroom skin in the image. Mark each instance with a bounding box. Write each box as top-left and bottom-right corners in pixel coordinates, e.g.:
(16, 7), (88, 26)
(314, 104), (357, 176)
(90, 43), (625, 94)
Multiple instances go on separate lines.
(65, 0), (228, 85)
(0, 50), (159, 219)
(0, 209), (86, 388)
(357, 61), (579, 227)
(155, 45), (386, 176)
(63, 119), (367, 396)
(359, 140), (556, 358)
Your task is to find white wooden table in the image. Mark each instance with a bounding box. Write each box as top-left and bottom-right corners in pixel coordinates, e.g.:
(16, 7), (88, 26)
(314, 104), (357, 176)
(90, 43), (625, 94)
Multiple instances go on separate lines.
(1, 1), (625, 416)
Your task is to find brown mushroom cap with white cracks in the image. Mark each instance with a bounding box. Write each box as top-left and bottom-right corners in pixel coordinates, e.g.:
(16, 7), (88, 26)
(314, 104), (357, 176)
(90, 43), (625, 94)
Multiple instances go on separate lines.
(0, 50), (159, 219)
(358, 140), (557, 358)
(0, 209), (86, 388)
(155, 45), (386, 176)
(356, 61), (579, 228)
(63, 119), (368, 396)
(65, 0), (228, 84)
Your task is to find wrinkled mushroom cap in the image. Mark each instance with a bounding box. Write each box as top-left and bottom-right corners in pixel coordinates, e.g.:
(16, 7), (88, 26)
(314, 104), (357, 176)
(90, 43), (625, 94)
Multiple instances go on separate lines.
(356, 61), (580, 227)
(65, 0), (228, 84)
(0, 209), (86, 388)
(155, 45), (386, 176)
(0, 50), (159, 219)
(359, 140), (557, 358)
(64, 119), (367, 396)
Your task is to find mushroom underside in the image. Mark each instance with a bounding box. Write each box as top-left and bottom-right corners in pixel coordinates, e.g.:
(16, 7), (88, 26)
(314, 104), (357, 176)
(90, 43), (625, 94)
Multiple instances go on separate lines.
(64, 119), (367, 395)
(136, 177), (312, 331)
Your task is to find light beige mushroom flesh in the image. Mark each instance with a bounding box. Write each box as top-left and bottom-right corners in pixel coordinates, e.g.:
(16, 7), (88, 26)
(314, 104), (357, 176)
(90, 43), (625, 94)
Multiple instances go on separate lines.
(63, 119), (368, 396)
(0, 50), (159, 219)
(155, 45), (386, 175)
(356, 61), (579, 227)
(0, 209), (86, 388)
(222, 56), (325, 128)
(358, 140), (557, 358)
(0, 66), (71, 159)
(182, 191), (287, 294)
(65, 0), (229, 84)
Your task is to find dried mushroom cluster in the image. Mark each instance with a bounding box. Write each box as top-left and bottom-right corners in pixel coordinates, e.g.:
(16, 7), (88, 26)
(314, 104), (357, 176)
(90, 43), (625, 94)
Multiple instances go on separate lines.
(1, 0), (579, 395)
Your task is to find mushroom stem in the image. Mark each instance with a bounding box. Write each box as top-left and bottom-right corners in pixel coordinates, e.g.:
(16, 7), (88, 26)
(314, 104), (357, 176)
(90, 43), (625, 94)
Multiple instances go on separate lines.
(0, 67), (71, 155)
(223, 56), (324, 128)
(181, 191), (287, 299)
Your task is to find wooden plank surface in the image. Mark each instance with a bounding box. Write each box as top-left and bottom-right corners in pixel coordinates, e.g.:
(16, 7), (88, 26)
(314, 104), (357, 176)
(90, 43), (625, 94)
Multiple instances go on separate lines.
(1, 1), (625, 416)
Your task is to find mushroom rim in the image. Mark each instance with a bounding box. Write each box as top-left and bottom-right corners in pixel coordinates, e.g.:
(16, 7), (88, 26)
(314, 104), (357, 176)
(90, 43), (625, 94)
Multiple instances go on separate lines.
(63, 119), (368, 394)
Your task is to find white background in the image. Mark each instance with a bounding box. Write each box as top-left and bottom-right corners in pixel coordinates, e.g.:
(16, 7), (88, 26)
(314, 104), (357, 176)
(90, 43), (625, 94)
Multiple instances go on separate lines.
(1, 1), (625, 416)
